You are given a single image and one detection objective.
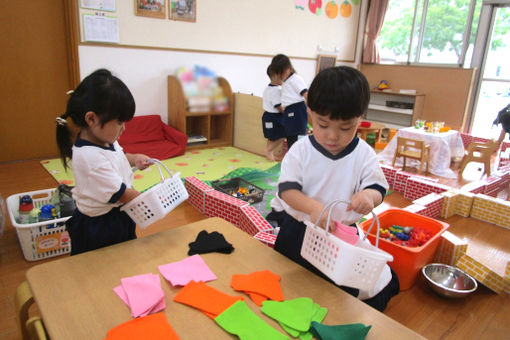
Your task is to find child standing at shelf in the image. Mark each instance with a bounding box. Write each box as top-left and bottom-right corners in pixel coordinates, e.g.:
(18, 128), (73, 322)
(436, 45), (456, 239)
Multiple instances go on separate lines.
(268, 66), (399, 311)
(56, 69), (151, 255)
(271, 54), (308, 150)
(262, 64), (285, 161)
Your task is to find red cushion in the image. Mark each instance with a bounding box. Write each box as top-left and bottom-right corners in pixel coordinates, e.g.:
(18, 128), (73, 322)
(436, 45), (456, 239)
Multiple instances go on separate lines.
(119, 115), (165, 145)
(121, 140), (185, 160)
(118, 115), (187, 160)
(360, 121), (371, 128)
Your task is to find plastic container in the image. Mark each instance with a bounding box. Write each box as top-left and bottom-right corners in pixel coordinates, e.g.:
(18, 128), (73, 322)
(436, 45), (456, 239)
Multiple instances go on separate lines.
(301, 200), (394, 291)
(121, 159), (189, 229)
(7, 189), (71, 261)
(360, 208), (449, 290)
(211, 177), (265, 204)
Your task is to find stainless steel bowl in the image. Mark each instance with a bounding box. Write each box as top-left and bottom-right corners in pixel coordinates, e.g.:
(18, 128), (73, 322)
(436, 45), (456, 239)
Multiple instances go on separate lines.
(422, 263), (478, 298)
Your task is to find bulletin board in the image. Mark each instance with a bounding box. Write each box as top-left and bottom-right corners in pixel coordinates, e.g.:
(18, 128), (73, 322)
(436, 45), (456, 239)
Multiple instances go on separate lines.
(78, 0), (362, 61)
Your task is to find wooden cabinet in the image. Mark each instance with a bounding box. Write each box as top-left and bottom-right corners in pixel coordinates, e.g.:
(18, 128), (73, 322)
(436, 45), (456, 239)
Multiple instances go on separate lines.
(366, 90), (425, 129)
(168, 75), (233, 149)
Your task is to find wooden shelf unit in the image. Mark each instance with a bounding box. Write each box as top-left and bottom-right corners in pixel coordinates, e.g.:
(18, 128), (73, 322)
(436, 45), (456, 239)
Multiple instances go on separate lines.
(168, 75), (233, 149)
(366, 90), (425, 129)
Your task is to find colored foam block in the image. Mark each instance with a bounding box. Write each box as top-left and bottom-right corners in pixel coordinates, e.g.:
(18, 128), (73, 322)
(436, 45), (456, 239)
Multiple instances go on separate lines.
(456, 254), (506, 294)
(204, 190), (248, 225)
(393, 170), (413, 193)
(185, 176), (214, 213)
(254, 232), (277, 247)
(470, 194), (510, 229)
(433, 231), (468, 265)
(238, 205), (274, 236)
(440, 190), (460, 219)
(380, 164), (399, 188)
(404, 177), (449, 201)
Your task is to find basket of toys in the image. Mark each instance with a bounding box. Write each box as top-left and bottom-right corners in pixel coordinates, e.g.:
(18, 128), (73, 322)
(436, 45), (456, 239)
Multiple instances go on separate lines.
(120, 159), (189, 229)
(7, 188), (72, 261)
(211, 177), (264, 204)
(300, 200), (393, 291)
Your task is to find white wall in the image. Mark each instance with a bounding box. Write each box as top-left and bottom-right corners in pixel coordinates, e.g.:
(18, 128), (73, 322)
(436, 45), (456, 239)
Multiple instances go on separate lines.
(79, 45), (345, 122)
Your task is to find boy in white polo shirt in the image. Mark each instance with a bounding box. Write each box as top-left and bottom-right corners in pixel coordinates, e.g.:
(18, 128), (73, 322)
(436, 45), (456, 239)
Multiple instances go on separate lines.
(269, 66), (399, 311)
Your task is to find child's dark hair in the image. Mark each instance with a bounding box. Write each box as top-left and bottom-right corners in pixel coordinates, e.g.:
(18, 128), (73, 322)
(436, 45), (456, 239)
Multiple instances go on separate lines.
(307, 66), (370, 120)
(56, 69), (135, 168)
(270, 54), (294, 76)
(493, 103), (510, 133)
(267, 64), (275, 78)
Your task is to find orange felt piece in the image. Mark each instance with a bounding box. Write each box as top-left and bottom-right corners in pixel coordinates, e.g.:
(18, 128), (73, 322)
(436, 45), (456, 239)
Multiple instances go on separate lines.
(248, 292), (268, 306)
(105, 312), (180, 340)
(173, 280), (243, 319)
(231, 270), (284, 305)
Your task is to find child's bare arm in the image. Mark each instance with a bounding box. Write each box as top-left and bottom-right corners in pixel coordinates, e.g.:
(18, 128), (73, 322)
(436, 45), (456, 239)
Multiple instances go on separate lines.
(118, 187), (140, 203)
(280, 189), (333, 229)
(347, 189), (383, 216)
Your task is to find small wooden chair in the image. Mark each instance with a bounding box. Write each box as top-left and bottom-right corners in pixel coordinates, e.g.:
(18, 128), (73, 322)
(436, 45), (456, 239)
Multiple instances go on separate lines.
(459, 140), (501, 177)
(15, 281), (48, 340)
(392, 136), (430, 174)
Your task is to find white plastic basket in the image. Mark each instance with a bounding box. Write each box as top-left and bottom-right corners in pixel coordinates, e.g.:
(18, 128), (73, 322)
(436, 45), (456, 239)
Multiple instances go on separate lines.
(7, 188), (71, 261)
(121, 159), (189, 229)
(300, 200), (393, 291)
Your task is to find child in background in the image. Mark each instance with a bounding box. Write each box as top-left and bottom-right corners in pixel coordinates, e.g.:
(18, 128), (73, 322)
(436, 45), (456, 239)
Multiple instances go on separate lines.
(494, 103), (510, 143)
(269, 66), (399, 311)
(271, 54), (308, 150)
(56, 69), (151, 255)
(262, 64), (285, 161)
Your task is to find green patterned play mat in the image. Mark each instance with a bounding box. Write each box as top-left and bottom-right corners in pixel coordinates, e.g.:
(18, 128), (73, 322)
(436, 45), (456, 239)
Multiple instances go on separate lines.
(40, 147), (278, 192)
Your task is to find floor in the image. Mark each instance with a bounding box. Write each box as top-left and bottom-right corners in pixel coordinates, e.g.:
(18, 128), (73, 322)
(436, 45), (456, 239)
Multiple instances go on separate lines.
(1, 157), (509, 339)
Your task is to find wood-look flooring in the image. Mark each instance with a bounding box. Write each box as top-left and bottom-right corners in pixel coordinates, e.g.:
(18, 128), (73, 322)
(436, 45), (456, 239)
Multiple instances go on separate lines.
(0, 159), (509, 339)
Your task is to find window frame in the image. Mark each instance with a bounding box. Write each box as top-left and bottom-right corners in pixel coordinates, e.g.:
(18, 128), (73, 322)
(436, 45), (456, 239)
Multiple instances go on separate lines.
(379, 0), (479, 67)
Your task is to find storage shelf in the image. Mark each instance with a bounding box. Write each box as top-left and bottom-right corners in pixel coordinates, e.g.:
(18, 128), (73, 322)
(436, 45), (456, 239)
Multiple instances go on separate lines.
(368, 104), (413, 115)
(168, 75), (233, 150)
(368, 91), (425, 129)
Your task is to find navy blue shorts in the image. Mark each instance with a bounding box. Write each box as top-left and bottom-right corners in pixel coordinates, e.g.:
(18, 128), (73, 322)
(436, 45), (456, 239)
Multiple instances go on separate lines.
(262, 111), (285, 140)
(66, 207), (136, 255)
(268, 209), (399, 312)
(283, 101), (308, 136)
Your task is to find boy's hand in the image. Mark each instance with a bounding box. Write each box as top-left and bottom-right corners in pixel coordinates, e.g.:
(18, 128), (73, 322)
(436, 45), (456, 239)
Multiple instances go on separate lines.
(309, 203), (336, 231)
(346, 190), (377, 216)
(134, 154), (151, 170)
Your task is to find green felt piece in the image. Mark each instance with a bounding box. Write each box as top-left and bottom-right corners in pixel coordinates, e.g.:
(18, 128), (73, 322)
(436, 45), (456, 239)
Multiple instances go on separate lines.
(40, 147), (277, 192)
(279, 305), (328, 339)
(215, 300), (289, 340)
(261, 297), (320, 333)
(310, 321), (372, 340)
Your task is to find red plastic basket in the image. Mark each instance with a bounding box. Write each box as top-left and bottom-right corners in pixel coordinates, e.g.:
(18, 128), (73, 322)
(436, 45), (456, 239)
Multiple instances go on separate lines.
(360, 208), (449, 290)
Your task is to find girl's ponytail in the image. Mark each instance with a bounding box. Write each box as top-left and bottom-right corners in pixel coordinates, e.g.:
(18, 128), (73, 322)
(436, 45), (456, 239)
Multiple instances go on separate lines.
(55, 112), (73, 169)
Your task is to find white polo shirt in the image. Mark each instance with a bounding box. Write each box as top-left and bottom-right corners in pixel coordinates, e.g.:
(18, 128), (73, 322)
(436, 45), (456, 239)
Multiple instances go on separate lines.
(281, 73), (307, 107)
(262, 84), (282, 113)
(71, 139), (133, 217)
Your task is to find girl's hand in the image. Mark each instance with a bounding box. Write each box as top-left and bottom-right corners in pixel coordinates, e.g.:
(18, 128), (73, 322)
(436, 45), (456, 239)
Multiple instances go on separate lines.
(134, 154), (151, 170)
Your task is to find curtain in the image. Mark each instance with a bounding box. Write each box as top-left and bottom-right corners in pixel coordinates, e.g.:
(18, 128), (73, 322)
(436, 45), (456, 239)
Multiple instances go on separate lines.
(363, 0), (389, 64)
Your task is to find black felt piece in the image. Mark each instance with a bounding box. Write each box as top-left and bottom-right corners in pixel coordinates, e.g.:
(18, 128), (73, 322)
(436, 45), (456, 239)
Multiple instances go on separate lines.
(188, 230), (235, 255)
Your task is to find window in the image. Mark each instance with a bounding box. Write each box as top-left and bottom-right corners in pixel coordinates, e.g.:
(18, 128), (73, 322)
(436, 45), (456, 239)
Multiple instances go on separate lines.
(378, 0), (482, 66)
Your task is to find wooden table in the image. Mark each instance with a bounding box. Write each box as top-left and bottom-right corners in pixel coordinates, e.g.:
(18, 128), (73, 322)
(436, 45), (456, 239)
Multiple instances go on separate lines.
(378, 127), (465, 178)
(26, 217), (424, 340)
(357, 121), (386, 143)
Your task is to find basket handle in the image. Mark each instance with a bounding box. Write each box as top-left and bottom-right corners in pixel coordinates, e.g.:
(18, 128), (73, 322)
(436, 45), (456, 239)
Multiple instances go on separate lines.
(132, 158), (176, 183)
(312, 199), (382, 248)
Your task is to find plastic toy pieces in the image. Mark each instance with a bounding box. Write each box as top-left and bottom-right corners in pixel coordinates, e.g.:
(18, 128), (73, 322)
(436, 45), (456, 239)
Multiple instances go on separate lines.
(380, 224), (431, 247)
